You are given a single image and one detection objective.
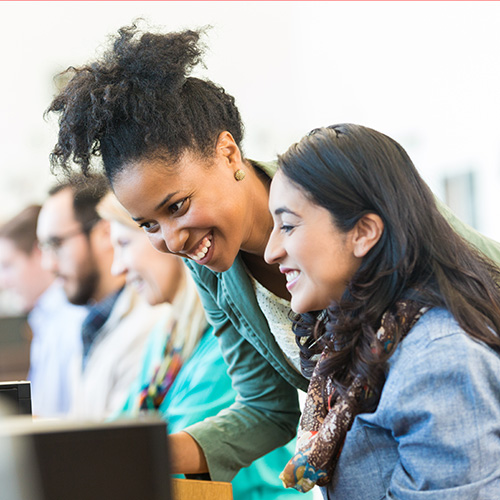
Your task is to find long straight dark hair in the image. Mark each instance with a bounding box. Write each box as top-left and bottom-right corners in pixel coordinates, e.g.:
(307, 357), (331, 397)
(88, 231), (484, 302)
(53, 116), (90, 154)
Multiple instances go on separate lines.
(280, 124), (500, 410)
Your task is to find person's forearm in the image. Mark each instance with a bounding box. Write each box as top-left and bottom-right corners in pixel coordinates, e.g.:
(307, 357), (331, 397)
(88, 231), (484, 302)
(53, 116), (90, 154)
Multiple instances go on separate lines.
(169, 431), (209, 475)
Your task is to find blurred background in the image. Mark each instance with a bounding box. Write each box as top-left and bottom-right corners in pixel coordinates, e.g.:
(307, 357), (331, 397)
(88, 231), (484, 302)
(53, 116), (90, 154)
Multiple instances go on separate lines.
(1, 0), (500, 288)
(2, 2), (500, 230)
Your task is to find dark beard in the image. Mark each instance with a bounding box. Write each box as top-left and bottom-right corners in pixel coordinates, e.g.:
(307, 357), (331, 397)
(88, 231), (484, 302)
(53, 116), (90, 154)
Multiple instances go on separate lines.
(67, 268), (100, 305)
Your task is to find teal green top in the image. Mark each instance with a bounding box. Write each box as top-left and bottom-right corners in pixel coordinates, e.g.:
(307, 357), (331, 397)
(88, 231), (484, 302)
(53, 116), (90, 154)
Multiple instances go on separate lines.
(183, 160), (500, 484)
(119, 321), (310, 499)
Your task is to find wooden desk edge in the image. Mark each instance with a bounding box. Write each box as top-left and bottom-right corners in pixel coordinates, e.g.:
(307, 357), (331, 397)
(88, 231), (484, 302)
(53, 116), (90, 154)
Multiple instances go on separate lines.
(172, 477), (233, 500)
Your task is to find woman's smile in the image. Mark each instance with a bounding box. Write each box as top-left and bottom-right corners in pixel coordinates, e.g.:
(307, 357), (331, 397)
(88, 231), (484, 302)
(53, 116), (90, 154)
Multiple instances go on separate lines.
(113, 144), (274, 273)
(280, 266), (301, 291)
(188, 233), (213, 263)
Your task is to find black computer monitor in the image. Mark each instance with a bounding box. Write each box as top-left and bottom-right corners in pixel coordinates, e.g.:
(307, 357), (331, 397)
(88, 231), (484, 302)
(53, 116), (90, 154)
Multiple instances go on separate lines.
(0, 381), (32, 415)
(0, 417), (172, 500)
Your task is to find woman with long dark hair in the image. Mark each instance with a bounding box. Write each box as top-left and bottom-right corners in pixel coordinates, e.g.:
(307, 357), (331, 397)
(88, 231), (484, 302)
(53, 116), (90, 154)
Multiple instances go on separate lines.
(266, 123), (500, 497)
(46, 23), (500, 487)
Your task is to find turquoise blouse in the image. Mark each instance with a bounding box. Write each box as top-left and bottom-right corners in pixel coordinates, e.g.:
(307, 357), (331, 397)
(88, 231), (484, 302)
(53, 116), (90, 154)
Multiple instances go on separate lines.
(119, 320), (310, 500)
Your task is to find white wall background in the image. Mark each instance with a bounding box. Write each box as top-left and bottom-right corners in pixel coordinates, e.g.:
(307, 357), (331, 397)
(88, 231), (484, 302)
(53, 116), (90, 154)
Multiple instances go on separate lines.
(0, 3), (499, 495)
(1, 1), (500, 240)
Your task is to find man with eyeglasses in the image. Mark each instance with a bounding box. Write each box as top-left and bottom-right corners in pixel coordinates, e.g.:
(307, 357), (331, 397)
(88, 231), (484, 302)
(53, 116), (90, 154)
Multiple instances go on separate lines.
(37, 174), (165, 419)
(0, 205), (87, 417)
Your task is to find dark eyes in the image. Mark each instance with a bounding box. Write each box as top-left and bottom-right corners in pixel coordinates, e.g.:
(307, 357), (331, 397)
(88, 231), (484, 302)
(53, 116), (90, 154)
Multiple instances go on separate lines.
(138, 197), (189, 233)
(139, 221), (158, 233)
(169, 198), (187, 214)
(280, 224), (295, 233)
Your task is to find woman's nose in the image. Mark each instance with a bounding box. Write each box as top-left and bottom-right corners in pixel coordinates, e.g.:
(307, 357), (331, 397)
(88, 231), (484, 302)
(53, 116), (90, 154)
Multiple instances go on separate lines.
(110, 254), (127, 277)
(149, 224), (189, 255)
(165, 226), (190, 254)
(264, 229), (285, 265)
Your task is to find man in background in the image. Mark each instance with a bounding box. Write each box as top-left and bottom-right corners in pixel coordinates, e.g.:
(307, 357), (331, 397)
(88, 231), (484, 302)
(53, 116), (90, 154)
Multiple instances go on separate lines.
(37, 174), (163, 418)
(0, 205), (86, 417)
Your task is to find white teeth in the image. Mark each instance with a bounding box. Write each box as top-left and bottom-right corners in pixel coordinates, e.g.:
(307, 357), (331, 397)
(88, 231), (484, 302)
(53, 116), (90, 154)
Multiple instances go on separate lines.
(190, 235), (212, 261)
(286, 271), (300, 282)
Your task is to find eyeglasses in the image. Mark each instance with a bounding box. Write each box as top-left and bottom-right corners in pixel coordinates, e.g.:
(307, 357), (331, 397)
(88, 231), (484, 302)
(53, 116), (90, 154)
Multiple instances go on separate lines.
(38, 219), (99, 255)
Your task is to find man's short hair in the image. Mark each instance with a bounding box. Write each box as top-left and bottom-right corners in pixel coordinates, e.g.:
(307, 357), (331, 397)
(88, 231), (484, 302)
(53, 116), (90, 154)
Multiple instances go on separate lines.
(49, 174), (110, 230)
(0, 205), (42, 254)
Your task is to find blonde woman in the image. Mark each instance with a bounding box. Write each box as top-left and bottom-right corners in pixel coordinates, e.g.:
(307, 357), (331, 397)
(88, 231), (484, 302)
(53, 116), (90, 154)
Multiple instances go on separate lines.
(98, 192), (309, 500)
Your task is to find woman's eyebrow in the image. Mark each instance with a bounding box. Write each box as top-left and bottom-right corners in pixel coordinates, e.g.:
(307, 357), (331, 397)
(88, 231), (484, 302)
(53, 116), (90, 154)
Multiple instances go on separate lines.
(130, 191), (180, 222)
(155, 191), (180, 211)
(274, 207), (299, 217)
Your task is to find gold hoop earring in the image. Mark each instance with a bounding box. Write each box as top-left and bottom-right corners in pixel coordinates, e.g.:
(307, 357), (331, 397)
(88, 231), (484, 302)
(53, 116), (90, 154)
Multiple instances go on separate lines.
(234, 169), (246, 181)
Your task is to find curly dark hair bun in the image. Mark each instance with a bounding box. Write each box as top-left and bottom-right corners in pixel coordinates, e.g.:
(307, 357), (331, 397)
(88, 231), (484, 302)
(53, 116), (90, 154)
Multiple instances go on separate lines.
(112, 24), (203, 93)
(47, 21), (244, 182)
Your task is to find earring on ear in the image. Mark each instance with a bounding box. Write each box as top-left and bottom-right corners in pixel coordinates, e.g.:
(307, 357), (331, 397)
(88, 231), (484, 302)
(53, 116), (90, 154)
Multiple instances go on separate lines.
(234, 169), (246, 181)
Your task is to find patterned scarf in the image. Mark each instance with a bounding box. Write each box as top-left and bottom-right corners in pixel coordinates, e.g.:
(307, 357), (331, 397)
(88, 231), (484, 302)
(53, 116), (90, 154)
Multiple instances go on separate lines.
(135, 318), (183, 412)
(280, 299), (429, 493)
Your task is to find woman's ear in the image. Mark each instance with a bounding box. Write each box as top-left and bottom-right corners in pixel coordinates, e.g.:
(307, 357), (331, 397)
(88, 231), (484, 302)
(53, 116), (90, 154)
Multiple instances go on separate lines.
(216, 131), (241, 167)
(352, 213), (384, 258)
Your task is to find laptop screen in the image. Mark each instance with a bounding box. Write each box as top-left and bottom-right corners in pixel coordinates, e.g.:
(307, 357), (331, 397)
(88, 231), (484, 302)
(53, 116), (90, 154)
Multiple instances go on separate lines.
(0, 381), (32, 415)
(0, 417), (172, 500)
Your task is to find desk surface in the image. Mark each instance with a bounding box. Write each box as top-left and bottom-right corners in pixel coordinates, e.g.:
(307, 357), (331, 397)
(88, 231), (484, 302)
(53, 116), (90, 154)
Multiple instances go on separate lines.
(172, 478), (232, 500)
